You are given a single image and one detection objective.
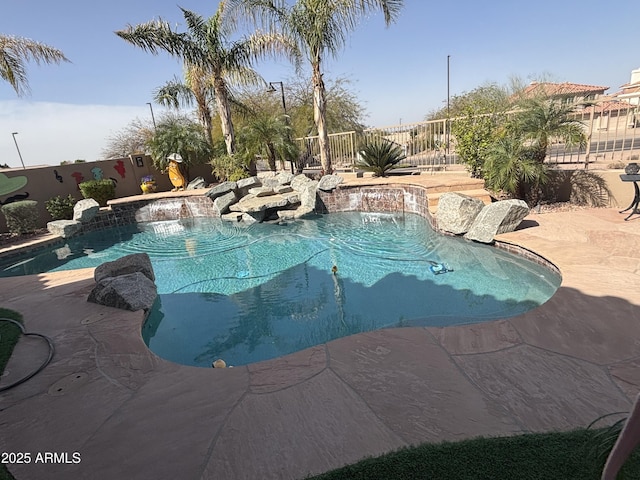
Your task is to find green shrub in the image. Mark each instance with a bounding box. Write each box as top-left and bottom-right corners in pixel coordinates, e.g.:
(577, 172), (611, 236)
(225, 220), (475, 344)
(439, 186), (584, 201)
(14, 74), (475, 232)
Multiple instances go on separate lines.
(210, 154), (250, 182)
(45, 194), (77, 220)
(356, 140), (406, 177)
(1, 200), (39, 234)
(78, 179), (116, 206)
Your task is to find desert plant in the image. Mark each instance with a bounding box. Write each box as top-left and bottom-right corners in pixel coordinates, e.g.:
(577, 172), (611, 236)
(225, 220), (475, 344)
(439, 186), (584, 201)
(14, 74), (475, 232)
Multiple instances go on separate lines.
(210, 154), (250, 182)
(608, 161), (626, 169)
(78, 179), (115, 207)
(45, 194), (76, 220)
(356, 140), (406, 177)
(1, 200), (39, 234)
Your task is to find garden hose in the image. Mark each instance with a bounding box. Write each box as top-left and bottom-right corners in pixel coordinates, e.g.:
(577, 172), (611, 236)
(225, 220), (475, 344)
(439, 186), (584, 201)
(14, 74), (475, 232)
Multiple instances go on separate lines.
(0, 317), (54, 392)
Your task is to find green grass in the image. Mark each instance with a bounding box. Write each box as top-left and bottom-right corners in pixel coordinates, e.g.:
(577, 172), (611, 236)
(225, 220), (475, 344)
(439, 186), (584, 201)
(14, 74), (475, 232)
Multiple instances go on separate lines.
(0, 307), (22, 480)
(308, 429), (640, 480)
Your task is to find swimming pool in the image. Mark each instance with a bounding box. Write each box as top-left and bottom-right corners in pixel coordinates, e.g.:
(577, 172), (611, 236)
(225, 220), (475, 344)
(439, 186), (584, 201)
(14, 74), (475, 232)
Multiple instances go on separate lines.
(0, 212), (560, 367)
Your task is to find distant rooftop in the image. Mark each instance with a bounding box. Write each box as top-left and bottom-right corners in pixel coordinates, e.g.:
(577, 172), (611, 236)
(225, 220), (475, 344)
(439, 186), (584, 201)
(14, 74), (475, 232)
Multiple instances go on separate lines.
(521, 81), (609, 98)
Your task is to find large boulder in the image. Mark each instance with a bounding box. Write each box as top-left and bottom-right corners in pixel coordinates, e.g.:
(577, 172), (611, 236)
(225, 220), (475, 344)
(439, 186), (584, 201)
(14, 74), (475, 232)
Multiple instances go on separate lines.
(213, 190), (238, 216)
(436, 192), (485, 234)
(186, 176), (207, 190)
(464, 200), (530, 243)
(73, 198), (100, 222)
(94, 253), (155, 283)
(317, 174), (343, 192)
(47, 220), (82, 239)
(236, 176), (261, 190)
(291, 174), (314, 192)
(88, 272), (157, 311)
(205, 181), (237, 201)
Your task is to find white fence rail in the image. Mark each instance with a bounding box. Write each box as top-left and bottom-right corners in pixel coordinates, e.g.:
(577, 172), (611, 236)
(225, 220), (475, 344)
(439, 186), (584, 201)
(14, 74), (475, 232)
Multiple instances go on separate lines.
(296, 93), (640, 171)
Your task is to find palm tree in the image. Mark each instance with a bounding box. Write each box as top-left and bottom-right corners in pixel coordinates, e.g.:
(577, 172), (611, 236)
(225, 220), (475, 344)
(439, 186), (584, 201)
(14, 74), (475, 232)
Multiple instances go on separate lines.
(146, 114), (213, 179)
(515, 97), (587, 164)
(116, 4), (295, 155)
(153, 66), (216, 146)
(239, 113), (297, 171)
(228, 0), (404, 174)
(483, 131), (548, 205)
(0, 34), (69, 96)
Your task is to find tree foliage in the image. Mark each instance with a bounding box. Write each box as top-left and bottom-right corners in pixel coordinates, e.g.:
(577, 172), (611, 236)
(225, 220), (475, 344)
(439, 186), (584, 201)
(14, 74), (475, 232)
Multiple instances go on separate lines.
(116, 4), (296, 155)
(146, 114), (213, 173)
(0, 34), (69, 96)
(102, 117), (154, 159)
(228, 0), (403, 174)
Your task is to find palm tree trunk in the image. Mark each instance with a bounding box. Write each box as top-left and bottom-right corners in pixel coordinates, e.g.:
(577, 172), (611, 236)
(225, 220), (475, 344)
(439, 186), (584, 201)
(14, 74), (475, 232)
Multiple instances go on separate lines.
(213, 76), (236, 155)
(312, 61), (332, 174)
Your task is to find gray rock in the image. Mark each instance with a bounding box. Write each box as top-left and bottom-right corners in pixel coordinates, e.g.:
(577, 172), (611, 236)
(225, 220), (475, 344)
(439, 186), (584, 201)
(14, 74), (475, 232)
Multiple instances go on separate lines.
(274, 185), (293, 194)
(299, 180), (319, 210)
(230, 194), (290, 213)
(317, 174), (344, 192)
(47, 220), (82, 238)
(436, 192), (485, 234)
(236, 176), (260, 190)
(261, 172), (295, 188)
(242, 212), (263, 223)
(221, 212), (243, 222)
(291, 174), (313, 192)
(186, 176), (207, 190)
(205, 181), (237, 200)
(73, 198), (100, 222)
(248, 187), (275, 197)
(213, 190), (237, 215)
(94, 253), (155, 283)
(465, 200), (530, 243)
(256, 171), (277, 180)
(88, 272), (157, 311)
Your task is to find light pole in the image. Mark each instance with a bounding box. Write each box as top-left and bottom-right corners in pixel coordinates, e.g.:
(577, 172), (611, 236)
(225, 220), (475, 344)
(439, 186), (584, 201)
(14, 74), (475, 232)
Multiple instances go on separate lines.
(146, 102), (157, 131)
(446, 54), (450, 168)
(267, 81), (294, 173)
(11, 132), (26, 169)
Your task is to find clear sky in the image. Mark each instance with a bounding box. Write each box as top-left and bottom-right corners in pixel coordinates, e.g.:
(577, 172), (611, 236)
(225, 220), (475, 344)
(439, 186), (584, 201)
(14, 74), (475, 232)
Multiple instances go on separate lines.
(1, 0), (639, 167)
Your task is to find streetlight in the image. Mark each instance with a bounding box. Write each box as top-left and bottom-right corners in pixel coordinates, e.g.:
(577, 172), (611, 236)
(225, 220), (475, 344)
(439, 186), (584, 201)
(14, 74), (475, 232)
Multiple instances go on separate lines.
(146, 102), (157, 131)
(267, 81), (294, 173)
(446, 54), (450, 169)
(11, 132), (26, 169)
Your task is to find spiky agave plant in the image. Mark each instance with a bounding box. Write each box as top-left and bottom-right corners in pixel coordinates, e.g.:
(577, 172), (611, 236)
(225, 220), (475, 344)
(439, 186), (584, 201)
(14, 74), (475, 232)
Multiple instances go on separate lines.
(356, 140), (406, 177)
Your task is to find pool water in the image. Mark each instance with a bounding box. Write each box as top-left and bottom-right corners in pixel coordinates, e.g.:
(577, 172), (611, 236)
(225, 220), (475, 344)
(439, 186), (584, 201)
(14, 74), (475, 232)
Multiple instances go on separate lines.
(0, 212), (560, 367)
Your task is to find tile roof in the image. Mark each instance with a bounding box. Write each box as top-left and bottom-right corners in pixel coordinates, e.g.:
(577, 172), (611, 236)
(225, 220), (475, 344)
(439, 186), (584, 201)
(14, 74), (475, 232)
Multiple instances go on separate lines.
(521, 82), (609, 97)
(581, 99), (633, 114)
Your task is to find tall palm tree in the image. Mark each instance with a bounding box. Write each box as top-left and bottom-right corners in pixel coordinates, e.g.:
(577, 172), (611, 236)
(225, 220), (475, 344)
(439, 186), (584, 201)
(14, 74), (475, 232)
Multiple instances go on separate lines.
(515, 97), (587, 164)
(116, 4), (295, 155)
(228, 0), (404, 174)
(153, 66), (216, 146)
(0, 34), (69, 96)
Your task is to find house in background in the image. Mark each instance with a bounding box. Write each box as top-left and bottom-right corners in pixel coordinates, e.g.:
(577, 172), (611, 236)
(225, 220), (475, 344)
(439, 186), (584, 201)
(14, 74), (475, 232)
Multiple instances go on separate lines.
(615, 67), (640, 105)
(519, 81), (609, 104)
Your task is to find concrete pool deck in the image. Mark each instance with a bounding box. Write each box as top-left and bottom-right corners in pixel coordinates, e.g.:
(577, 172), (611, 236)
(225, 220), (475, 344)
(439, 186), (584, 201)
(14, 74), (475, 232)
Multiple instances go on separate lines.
(1, 173), (640, 479)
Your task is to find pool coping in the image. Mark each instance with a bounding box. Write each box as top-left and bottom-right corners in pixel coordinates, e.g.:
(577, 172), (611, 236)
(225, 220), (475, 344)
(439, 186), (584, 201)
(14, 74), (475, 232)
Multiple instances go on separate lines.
(1, 176), (639, 480)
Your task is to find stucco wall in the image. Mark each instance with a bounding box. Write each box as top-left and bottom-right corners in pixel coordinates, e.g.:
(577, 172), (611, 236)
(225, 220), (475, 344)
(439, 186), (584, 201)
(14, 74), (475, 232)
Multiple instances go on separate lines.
(0, 155), (215, 233)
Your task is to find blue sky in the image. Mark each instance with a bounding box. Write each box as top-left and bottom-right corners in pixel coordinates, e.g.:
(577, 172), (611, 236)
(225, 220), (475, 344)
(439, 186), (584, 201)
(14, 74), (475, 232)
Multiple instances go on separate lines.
(1, 0), (639, 167)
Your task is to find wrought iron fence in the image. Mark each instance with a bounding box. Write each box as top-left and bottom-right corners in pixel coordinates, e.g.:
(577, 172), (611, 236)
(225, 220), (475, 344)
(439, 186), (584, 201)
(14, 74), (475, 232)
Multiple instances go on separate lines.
(295, 93), (640, 171)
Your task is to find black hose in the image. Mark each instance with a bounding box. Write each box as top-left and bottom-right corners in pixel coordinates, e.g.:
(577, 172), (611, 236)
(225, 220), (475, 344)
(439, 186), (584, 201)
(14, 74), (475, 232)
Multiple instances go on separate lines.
(0, 317), (55, 392)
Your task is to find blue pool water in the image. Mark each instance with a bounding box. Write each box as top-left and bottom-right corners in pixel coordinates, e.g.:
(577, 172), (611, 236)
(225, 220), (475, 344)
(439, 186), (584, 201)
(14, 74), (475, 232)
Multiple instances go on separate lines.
(0, 212), (560, 367)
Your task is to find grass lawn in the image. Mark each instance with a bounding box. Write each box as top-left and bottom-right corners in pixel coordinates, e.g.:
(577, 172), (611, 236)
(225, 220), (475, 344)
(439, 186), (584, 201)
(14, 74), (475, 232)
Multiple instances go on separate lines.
(0, 307), (22, 480)
(308, 428), (639, 480)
